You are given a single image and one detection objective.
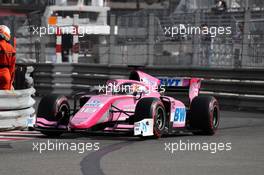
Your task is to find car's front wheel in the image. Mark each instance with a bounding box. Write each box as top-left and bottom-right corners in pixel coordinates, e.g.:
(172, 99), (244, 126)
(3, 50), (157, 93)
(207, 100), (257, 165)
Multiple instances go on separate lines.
(134, 97), (166, 138)
(37, 95), (70, 137)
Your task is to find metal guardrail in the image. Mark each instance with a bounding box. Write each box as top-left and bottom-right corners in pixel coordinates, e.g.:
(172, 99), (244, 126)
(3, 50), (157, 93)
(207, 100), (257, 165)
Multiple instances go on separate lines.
(32, 63), (264, 112)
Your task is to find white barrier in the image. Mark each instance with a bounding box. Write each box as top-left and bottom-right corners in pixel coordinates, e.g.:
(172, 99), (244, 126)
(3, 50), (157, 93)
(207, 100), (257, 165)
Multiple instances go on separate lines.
(0, 87), (36, 130)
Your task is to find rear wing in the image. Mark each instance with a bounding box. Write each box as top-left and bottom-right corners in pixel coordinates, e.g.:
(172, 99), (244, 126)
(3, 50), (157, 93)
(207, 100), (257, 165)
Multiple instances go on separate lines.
(159, 77), (201, 105)
(129, 71), (201, 105)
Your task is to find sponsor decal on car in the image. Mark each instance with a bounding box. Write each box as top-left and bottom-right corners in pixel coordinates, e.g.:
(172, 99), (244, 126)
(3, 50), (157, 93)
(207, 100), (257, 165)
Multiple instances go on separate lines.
(173, 107), (186, 127)
(134, 119), (154, 136)
(141, 77), (156, 86)
(159, 77), (190, 87)
(85, 99), (102, 107)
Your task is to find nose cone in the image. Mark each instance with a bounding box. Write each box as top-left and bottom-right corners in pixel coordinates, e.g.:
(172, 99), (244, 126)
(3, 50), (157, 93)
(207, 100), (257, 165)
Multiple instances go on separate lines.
(69, 96), (112, 129)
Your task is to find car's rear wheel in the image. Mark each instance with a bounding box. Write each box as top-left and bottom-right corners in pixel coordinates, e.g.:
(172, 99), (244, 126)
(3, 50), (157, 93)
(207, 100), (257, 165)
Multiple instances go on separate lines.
(134, 98), (166, 138)
(37, 95), (70, 137)
(189, 96), (220, 135)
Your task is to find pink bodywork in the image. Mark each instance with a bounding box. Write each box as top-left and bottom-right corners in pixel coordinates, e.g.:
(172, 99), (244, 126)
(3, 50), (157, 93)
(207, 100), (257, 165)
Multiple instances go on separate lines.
(189, 78), (201, 102)
(70, 81), (161, 129)
(37, 71), (201, 130)
(70, 71), (162, 129)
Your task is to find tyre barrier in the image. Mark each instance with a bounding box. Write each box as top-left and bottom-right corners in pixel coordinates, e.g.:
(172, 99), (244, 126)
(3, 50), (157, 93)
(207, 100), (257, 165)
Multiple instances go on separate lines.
(0, 87), (36, 130)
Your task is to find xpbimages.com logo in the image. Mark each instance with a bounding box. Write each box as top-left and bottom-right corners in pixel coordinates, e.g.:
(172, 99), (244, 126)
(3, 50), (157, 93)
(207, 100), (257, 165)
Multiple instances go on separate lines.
(31, 25), (103, 37)
(164, 140), (232, 154)
(98, 83), (166, 95)
(32, 140), (100, 154)
(164, 25), (232, 38)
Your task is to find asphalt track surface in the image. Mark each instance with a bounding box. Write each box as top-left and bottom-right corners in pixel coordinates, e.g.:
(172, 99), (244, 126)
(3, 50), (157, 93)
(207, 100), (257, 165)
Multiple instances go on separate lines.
(0, 111), (263, 175)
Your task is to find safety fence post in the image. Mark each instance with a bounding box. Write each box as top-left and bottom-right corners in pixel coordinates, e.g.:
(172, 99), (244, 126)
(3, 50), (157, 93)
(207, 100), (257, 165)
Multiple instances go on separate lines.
(109, 14), (116, 65)
(193, 10), (201, 66)
(241, 0), (251, 67)
(72, 14), (79, 63)
(147, 13), (155, 66)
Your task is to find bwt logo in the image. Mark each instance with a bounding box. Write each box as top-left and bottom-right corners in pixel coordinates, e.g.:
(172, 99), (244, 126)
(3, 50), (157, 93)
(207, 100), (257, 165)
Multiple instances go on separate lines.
(174, 108), (186, 122)
(159, 78), (183, 87)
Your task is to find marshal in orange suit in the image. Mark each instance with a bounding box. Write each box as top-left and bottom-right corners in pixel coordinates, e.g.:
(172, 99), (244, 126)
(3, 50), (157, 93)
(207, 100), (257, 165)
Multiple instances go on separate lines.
(0, 25), (16, 90)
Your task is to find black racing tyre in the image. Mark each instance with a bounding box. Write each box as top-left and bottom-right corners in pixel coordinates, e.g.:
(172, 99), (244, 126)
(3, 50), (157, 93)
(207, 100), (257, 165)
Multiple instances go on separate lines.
(134, 97), (166, 138)
(37, 95), (70, 137)
(189, 96), (220, 135)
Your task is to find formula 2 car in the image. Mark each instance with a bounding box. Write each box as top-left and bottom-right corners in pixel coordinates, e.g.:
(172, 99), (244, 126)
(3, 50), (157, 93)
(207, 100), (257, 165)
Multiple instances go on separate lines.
(35, 71), (220, 138)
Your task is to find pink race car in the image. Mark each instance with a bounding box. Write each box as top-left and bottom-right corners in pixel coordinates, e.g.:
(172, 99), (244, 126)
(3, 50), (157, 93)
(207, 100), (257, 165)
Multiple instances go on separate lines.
(35, 71), (220, 138)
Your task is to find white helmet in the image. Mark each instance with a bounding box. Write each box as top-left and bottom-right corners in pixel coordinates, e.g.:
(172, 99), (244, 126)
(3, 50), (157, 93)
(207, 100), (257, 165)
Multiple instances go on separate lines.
(0, 25), (11, 41)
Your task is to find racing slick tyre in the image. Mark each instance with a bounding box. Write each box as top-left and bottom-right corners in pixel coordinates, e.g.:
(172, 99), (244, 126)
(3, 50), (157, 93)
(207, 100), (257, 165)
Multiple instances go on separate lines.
(134, 98), (166, 138)
(37, 95), (70, 137)
(189, 96), (220, 135)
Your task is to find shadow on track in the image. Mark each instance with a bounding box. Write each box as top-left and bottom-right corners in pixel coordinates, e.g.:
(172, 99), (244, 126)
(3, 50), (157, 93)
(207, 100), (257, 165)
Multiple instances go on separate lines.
(80, 141), (135, 175)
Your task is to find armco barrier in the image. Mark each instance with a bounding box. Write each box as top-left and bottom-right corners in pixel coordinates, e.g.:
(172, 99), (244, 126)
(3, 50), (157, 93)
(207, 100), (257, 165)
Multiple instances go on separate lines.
(0, 87), (36, 130)
(32, 63), (264, 112)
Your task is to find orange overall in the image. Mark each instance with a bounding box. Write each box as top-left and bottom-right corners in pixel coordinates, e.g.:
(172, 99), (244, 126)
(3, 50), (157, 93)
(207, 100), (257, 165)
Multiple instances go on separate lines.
(0, 39), (16, 90)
